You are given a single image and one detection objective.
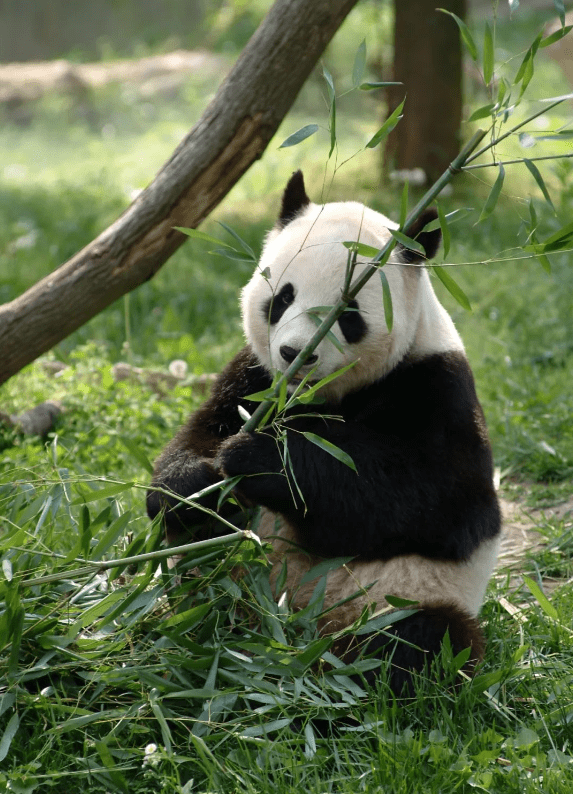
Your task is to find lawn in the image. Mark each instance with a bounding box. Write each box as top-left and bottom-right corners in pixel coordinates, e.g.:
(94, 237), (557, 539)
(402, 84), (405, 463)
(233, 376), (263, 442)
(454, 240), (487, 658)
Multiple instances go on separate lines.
(1, 3), (573, 792)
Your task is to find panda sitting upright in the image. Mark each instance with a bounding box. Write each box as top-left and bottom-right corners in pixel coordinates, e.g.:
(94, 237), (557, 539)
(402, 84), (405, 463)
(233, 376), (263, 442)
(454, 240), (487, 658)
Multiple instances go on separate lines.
(147, 171), (501, 694)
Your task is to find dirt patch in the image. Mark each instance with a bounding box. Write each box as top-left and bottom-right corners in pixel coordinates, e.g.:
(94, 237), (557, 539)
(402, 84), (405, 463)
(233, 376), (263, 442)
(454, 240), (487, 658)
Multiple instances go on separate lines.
(497, 494), (573, 593)
(0, 49), (227, 108)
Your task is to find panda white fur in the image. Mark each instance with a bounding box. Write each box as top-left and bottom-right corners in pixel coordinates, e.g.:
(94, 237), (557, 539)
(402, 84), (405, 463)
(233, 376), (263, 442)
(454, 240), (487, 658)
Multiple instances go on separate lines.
(147, 171), (501, 694)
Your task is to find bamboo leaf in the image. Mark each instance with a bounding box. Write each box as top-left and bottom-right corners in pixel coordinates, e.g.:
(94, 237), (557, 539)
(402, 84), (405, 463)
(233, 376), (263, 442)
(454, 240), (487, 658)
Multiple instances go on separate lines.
(436, 202), (451, 258)
(438, 9), (478, 60)
(241, 718), (292, 738)
(343, 241), (380, 258)
(538, 218), (573, 252)
(244, 387), (277, 402)
(323, 65), (335, 103)
(366, 99), (405, 148)
(290, 361), (357, 405)
(379, 270), (393, 332)
(329, 95), (337, 158)
(452, 646), (472, 671)
(307, 305), (339, 314)
(423, 208), (473, 233)
(514, 33), (542, 94)
(301, 432), (357, 471)
(149, 689), (173, 754)
(91, 510), (132, 560)
(385, 594), (419, 607)
(432, 266), (472, 311)
(352, 39), (367, 88)
(160, 603), (212, 632)
(497, 76), (509, 105)
(390, 229), (425, 255)
(540, 24), (572, 48)
(534, 129), (573, 140)
(72, 482), (133, 505)
(478, 163), (505, 222)
(7, 606), (23, 675)
(523, 575), (559, 620)
(342, 241), (380, 258)
(218, 221), (256, 260)
(483, 23), (494, 85)
(296, 636), (332, 668)
(468, 103), (495, 122)
(308, 313), (344, 353)
(68, 591), (127, 636)
(356, 607), (419, 635)
(0, 712), (20, 763)
(300, 556), (354, 585)
(279, 124), (319, 148)
(553, 0), (566, 27)
(523, 159), (554, 211)
(174, 227), (229, 247)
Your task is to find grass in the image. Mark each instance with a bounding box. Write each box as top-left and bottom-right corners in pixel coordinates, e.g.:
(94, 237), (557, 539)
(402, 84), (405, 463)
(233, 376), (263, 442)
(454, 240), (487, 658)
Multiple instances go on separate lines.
(1, 3), (573, 792)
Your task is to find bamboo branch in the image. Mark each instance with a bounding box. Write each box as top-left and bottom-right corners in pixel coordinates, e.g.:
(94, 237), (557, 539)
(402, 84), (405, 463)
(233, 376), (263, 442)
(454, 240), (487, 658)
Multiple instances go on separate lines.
(464, 97), (566, 166)
(18, 529), (255, 587)
(463, 152), (573, 170)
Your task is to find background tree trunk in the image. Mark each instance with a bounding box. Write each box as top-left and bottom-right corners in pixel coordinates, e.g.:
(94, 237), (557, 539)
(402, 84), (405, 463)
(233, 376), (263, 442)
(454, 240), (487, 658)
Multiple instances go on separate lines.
(384, 0), (465, 184)
(0, 0), (358, 386)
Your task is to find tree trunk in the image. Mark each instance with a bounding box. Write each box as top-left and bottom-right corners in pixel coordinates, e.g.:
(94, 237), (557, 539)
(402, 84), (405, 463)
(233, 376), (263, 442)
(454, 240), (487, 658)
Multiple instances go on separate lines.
(0, 0), (358, 386)
(384, 0), (465, 185)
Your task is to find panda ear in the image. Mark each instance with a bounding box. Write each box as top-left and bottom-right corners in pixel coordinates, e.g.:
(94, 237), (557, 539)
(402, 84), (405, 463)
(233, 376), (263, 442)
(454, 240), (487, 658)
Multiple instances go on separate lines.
(400, 208), (442, 263)
(278, 170), (311, 229)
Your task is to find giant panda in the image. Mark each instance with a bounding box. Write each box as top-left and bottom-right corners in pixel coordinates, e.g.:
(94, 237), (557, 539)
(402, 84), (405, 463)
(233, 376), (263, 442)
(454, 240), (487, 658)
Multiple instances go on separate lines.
(147, 171), (501, 695)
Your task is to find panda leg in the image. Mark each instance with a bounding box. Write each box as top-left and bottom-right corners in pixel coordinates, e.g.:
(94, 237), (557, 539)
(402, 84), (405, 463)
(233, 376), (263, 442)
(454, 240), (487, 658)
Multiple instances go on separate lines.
(333, 603), (485, 696)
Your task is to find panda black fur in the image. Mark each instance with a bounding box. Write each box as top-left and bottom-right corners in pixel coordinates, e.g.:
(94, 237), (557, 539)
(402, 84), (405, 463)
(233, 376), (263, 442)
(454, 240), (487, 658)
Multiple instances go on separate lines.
(147, 171), (501, 695)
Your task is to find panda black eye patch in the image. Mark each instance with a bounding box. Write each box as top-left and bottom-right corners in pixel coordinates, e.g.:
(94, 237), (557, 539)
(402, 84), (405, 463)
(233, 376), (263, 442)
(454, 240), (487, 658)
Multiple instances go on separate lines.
(338, 299), (367, 344)
(263, 282), (295, 325)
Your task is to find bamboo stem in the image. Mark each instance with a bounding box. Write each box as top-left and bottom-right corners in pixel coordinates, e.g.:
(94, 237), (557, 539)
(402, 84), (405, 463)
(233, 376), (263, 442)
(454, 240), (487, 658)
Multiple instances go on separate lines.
(464, 98), (566, 166)
(18, 531), (252, 587)
(463, 151), (573, 170)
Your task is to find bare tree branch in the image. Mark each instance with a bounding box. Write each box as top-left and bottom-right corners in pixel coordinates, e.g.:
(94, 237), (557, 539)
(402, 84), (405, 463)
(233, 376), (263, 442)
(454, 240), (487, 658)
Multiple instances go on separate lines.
(0, 0), (359, 385)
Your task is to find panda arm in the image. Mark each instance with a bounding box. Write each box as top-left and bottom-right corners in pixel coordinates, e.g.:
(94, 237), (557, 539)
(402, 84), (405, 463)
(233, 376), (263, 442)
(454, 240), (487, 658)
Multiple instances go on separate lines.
(146, 346), (271, 541)
(217, 353), (500, 561)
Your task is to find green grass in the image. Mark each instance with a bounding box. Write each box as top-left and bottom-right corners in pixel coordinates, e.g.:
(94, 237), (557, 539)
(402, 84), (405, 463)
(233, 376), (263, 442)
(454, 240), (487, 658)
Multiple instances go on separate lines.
(2, 4), (573, 792)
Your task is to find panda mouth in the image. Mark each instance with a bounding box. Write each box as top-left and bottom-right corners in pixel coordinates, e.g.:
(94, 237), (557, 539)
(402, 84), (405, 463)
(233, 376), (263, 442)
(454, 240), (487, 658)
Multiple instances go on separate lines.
(286, 374), (319, 394)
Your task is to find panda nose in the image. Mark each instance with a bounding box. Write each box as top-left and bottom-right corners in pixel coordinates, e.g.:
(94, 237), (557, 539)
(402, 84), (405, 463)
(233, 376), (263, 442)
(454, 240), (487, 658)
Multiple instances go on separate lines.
(280, 345), (318, 365)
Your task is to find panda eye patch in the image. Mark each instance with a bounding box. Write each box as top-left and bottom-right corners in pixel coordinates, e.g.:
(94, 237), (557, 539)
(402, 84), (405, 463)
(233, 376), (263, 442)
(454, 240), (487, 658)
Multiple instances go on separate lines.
(338, 299), (368, 344)
(263, 282), (295, 325)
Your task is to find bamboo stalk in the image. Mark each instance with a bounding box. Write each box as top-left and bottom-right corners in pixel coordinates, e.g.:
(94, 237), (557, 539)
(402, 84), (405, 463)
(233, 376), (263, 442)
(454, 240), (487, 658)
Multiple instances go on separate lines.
(464, 97), (566, 166)
(463, 152), (573, 170)
(18, 530), (253, 587)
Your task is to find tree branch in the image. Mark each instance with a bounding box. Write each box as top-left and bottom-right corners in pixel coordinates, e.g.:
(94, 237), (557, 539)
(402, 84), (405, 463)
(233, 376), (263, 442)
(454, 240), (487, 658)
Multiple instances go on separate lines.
(0, 0), (359, 385)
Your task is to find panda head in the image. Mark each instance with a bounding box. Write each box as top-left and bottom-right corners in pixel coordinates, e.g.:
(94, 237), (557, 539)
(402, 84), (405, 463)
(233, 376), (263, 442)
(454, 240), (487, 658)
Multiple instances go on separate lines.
(242, 171), (461, 401)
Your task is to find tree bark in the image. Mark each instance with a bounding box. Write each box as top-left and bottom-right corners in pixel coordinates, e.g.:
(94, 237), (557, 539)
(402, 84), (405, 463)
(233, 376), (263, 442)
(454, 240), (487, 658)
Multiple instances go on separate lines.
(0, 0), (358, 386)
(384, 0), (465, 185)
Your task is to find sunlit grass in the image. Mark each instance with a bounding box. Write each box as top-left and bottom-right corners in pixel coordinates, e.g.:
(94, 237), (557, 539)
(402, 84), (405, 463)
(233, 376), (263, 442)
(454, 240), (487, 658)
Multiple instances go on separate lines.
(1, 4), (573, 792)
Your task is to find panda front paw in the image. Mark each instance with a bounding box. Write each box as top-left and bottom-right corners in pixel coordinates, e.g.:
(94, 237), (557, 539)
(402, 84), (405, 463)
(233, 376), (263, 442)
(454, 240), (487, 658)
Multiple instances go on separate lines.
(147, 458), (221, 543)
(216, 431), (290, 506)
(217, 431), (281, 477)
